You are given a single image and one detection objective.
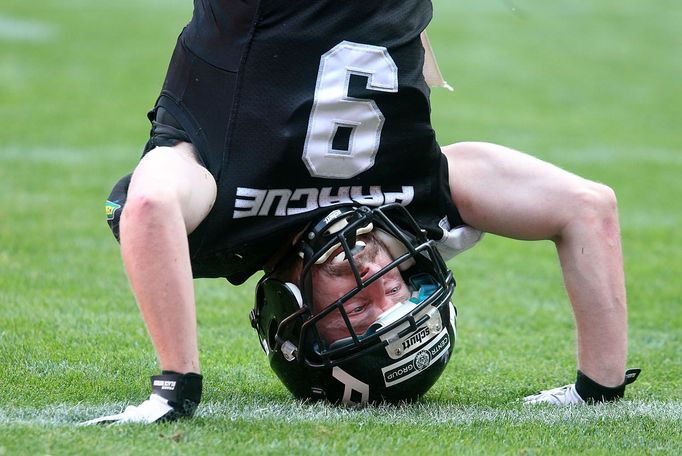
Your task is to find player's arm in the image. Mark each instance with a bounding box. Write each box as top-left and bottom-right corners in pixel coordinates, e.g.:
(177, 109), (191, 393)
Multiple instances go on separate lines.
(84, 142), (216, 425)
(442, 141), (638, 404)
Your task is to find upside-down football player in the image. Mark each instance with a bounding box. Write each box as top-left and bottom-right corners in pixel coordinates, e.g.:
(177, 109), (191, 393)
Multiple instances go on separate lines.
(86, 0), (639, 424)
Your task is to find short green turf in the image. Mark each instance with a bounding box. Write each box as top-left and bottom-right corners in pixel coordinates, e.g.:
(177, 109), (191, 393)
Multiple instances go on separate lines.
(1, 1), (680, 454)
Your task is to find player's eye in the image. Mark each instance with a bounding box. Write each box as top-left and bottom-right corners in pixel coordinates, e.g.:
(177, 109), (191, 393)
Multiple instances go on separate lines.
(345, 302), (365, 315)
(350, 305), (365, 314)
(387, 285), (402, 295)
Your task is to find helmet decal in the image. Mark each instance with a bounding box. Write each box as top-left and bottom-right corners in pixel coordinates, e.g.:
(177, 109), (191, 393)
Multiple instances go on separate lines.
(381, 331), (450, 387)
(332, 367), (370, 405)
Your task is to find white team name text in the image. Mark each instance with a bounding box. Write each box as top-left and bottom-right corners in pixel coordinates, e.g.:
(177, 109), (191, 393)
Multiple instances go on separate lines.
(233, 185), (414, 218)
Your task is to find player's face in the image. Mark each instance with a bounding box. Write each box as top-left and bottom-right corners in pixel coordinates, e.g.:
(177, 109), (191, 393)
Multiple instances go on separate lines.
(312, 237), (411, 344)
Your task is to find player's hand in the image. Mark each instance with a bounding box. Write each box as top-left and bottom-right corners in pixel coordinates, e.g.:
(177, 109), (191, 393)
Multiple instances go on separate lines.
(80, 394), (180, 425)
(523, 383), (585, 405)
(524, 368), (641, 405)
(81, 372), (202, 425)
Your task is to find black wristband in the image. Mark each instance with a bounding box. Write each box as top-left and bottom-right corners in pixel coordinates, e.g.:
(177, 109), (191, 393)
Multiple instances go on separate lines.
(574, 370), (625, 403)
(152, 371), (203, 417)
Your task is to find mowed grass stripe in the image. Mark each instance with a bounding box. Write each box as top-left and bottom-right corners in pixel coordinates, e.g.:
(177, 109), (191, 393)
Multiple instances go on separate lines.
(2, 400), (681, 426)
(0, 14), (58, 42)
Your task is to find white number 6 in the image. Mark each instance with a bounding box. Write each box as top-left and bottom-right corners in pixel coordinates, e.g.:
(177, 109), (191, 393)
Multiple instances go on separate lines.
(302, 41), (398, 179)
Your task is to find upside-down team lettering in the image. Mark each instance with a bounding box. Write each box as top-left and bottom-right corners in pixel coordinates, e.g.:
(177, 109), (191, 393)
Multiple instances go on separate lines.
(233, 185), (414, 218)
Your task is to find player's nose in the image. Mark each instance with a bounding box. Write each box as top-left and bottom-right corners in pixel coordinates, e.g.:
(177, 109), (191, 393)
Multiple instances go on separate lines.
(360, 261), (382, 279)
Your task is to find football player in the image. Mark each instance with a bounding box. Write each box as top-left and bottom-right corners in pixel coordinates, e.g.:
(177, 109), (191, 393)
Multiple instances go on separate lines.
(84, 0), (637, 424)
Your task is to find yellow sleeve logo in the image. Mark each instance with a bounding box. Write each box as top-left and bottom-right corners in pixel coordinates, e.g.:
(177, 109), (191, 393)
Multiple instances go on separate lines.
(105, 200), (122, 221)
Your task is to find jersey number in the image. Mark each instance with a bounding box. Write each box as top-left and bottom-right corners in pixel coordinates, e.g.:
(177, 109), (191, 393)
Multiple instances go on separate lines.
(302, 41), (398, 179)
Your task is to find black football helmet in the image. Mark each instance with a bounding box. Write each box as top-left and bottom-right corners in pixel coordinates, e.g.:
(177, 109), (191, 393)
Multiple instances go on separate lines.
(250, 204), (457, 404)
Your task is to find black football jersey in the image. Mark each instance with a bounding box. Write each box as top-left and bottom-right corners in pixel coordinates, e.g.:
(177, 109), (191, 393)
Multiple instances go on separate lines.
(137, 0), (464, 283)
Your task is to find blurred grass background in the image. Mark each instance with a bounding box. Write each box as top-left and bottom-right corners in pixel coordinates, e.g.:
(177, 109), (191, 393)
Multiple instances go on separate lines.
(1, 0), (680, 454)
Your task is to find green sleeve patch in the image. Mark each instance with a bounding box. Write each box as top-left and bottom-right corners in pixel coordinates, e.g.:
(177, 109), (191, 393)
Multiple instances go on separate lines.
(105, 200), (122, 221)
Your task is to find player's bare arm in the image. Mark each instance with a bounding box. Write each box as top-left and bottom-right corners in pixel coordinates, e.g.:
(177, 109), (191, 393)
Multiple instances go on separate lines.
(444, 141), (638, 403)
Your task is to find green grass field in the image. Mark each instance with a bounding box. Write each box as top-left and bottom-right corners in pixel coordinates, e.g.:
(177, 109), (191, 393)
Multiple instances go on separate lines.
(1, 0), (681, 454)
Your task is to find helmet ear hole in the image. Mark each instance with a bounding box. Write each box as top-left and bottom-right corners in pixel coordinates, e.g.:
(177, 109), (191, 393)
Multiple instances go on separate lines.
(254, 277), (304, 352)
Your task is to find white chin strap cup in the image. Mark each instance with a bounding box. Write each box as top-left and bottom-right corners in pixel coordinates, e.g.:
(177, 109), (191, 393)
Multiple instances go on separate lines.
(365, 300), (418, 335)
